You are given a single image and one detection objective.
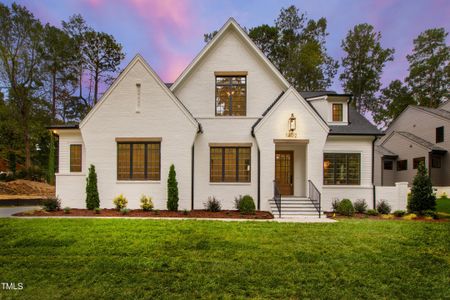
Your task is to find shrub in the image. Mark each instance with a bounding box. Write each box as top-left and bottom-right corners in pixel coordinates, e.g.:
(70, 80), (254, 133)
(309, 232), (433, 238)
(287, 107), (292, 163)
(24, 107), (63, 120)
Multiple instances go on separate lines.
(140, 195), (153, 211)
(381, 214), (394, 219)
(336, 199), (354, 216)
(85, 164), (100, 210)
(42, 197), (61, 212)
(353, 199), (367, 213)
(120, 208), (130, 215)
(167, 164), (179, 211)
(408, 161), (436, 213)
(94, 207), (101, 214)
(234, 195), (243, 210)
(422, 209), (436, 218)
(63, 207), (71, 214)
(239, 195), (256, 214)
(376, 200), (391, 214)
(113, 194), (128, 210)
(204, 196), (221, 212)
(393, 210), (406, 217)
(366, 209), (378, 216)
(331, 198), (341, 212)
(403, 213), (417, 220)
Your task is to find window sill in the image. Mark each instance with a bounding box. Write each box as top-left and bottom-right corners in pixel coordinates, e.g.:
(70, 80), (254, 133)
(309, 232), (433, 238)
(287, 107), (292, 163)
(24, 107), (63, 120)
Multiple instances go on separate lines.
(209, 182), (252, 186)
(116, 180), (161, 184)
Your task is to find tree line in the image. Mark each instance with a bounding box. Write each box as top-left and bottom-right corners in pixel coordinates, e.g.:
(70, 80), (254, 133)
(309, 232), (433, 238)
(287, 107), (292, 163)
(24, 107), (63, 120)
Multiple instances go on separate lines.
(0, 3), (125, 177)
(206, 6), (449, 128)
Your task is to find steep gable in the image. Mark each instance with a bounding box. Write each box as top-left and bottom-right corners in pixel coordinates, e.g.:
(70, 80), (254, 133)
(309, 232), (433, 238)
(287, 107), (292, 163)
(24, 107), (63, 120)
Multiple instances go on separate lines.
(80, 54), (199, 130)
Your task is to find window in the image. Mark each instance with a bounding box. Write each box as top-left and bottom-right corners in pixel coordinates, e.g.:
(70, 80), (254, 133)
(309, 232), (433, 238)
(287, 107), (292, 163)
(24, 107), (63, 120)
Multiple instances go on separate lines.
(210, 147), (251, 182)
(117, 142), (160, 180)
(436, 126), (444, 143)
(70, 144), (82, 172)
(332, 103), (343, 122)
(431, 155), (441, 168)
(413, 157), (425, 169)
(215, 76), (246, 116)
(397, 160), (407, 171)
(323, 153), (360, 185)
(383, 160), (393, 170)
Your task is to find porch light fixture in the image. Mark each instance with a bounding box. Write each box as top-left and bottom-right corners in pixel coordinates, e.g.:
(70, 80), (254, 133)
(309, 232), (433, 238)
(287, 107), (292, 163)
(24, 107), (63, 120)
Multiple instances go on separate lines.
(287, 113), (297, 138)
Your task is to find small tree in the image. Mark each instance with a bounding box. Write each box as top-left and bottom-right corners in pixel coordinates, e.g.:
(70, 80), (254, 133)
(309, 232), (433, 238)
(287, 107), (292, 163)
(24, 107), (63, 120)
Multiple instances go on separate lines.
(408, 162), (436, 213)
(85, 164), (100, 210)
(167, 164), (179, 211)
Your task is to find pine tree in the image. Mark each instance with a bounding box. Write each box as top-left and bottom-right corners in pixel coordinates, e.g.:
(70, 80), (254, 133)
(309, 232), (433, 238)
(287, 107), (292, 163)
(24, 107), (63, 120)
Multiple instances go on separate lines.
(85, 164), (100, 210)
(47, 133), (55, 185)
(408, 161), (436, 213)
(167, 164), (179, 211)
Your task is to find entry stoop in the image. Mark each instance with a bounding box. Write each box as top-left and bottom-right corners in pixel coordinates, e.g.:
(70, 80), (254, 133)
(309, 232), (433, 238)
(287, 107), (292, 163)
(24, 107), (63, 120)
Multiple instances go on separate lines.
(268, 196), (322, 218)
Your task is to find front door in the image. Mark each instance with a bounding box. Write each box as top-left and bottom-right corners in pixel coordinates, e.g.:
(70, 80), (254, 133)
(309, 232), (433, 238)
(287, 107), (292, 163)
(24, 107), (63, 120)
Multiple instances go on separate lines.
(275, 151), (294, 195)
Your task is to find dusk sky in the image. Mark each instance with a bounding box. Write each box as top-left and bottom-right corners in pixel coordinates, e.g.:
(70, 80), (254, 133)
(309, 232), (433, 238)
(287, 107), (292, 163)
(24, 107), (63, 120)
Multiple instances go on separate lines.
(4, 0), (450, 92)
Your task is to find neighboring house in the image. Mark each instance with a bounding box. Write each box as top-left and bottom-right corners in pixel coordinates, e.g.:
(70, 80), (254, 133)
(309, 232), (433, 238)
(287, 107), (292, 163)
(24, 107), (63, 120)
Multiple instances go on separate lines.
(375, 102), (450, 187)
(50, 19), (382, 217)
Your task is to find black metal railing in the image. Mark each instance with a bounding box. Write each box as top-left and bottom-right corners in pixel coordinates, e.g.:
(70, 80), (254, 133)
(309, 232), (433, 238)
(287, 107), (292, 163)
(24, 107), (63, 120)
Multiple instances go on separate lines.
(273, 180), (281, 218)
(308, 180), (321, 218)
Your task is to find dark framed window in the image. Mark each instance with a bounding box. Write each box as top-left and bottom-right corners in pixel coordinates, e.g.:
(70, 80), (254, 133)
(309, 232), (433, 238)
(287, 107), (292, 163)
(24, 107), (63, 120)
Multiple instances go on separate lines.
(70, 144), (82, 172)
(210, 147), (251, 182)
(383, 160), (393, 170)
(413, 157), (425, 169)
(215, 76), (246, 116)
(332, 103), (343, 122)
(431, 155), (441, 168)
(117, 142), (160, 180)
(436, 126), (444, 143)
(323, 153), (360, 185)
(397, 160), (407, 171)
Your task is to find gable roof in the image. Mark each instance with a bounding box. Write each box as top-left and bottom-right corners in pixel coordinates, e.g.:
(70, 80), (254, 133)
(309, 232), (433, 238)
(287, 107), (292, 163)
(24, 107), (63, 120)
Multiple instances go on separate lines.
(375, 145), (398, 157)
(329, 107), (383, 136)
(412, 105), (450, 121)
(393, 131), (446, 152)
(170, 18), (290, 91)
(79, 54), (201, 132)
(252, 87), (329, 136)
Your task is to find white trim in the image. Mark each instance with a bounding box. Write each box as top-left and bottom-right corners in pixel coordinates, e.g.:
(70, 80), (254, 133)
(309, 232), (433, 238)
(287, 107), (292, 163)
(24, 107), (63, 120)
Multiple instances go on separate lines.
(55, 173), (86, 177)
(323, 185), (372, 189)
(253, 87), (329, 134)
(170, 18), (290, 91)
(79, 54), (199, 130)
(209, 182), (252, 186)
(116, 181), (161, 184)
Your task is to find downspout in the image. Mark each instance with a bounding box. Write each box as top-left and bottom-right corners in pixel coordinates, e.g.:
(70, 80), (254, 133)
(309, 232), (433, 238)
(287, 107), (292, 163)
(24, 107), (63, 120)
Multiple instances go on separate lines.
(257, 148), (261, 210)
(372, 136), (377, 209)
(191, 144), (195, 210)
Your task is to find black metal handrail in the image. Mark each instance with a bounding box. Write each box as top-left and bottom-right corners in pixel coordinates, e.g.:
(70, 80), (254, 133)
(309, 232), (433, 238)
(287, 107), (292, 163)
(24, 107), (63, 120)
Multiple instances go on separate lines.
(273, 180), (281, 218)
(308, 180), (321, 218)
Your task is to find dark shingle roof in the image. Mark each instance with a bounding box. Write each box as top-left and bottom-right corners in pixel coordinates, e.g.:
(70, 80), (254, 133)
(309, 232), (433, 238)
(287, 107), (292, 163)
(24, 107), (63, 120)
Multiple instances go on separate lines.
(396, 131), (447, 152)
(413, 106), (450, 121)
(329, 107), (383, 136)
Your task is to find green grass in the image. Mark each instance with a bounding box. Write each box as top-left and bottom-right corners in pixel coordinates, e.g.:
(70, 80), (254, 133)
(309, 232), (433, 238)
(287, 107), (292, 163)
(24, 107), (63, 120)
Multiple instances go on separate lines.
(436, 196), (450, 213)
(0, 219), (449, 299)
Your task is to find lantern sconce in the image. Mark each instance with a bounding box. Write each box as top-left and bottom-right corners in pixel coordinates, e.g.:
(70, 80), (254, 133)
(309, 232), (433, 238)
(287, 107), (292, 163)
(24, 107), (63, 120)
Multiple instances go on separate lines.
(287, 113), (297, 138)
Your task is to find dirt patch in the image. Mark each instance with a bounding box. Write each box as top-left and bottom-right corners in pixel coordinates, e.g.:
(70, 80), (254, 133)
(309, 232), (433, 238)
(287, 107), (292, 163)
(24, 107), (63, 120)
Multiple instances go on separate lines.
(0, 180), (55, 197)
(325, 212), (449, 222)
(14, 209), (274, 219)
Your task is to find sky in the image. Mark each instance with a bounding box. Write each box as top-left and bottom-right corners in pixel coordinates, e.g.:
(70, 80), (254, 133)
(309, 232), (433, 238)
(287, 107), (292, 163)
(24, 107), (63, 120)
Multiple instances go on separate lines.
(3, 0), (450, 93)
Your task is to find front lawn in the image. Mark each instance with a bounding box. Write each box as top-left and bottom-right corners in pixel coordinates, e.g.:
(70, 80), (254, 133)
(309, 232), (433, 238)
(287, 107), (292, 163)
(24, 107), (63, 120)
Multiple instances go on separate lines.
(436, 196), (450, 213)
(0, 219), (449, 299)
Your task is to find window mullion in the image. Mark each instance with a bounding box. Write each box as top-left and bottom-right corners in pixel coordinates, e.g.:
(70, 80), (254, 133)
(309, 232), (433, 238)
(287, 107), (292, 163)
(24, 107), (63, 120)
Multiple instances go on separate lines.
(144, 143), (148, 180)
(129, 143), (133, 180)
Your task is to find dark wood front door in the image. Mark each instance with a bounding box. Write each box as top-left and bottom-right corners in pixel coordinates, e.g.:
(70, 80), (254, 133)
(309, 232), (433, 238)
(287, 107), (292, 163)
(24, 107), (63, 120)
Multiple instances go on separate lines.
(275, 151), (294, 195)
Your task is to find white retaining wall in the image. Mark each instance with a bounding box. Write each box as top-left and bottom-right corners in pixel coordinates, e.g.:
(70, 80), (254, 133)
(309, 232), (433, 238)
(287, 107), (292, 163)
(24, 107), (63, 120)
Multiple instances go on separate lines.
(375, 182), (408, 211)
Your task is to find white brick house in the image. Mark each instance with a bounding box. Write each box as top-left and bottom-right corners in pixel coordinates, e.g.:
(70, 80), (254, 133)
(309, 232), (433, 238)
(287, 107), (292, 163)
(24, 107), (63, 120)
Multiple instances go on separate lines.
(51, 19), (382, 217)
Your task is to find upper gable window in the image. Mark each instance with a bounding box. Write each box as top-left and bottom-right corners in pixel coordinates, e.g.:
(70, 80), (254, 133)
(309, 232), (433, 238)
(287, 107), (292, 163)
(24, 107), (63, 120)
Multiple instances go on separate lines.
(215, 76), (246, 116)
(332, 103), (343, 122)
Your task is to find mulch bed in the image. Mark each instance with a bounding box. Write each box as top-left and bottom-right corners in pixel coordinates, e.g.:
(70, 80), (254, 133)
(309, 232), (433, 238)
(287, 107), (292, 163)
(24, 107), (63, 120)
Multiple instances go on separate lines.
(325, 212), (449, 222)
(13, 209), (274, 219)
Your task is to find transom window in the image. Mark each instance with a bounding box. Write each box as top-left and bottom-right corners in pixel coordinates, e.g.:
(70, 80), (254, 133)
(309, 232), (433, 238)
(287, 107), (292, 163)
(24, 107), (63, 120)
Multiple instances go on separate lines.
(215, 76), (246, 116)
(323, 153), (360, 185)
(70, 144), (82, 172)
(117, 142), (160, 180)
(332, 103), (343, 122)
(210, 147), (251, 182)
(413, 157), (425, 169)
